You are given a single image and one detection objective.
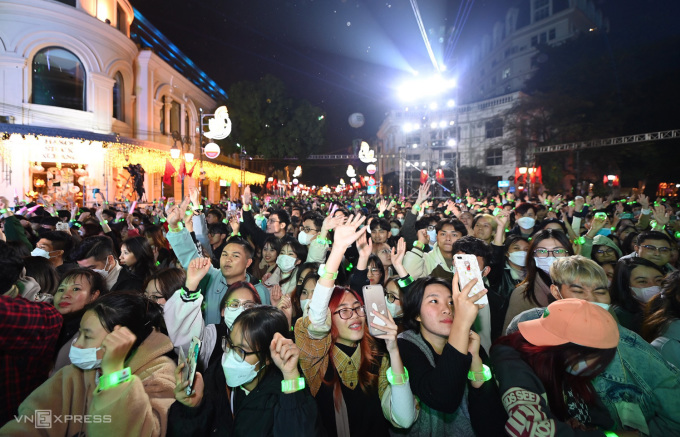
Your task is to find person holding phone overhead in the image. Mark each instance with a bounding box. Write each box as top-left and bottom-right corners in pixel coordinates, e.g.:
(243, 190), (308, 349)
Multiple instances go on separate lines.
(294, 214), (417, 436)
(396, 274), (506, 436)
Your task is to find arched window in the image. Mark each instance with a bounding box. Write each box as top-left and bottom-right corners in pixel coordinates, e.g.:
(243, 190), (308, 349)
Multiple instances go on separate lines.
(32, 47), (85, 110)
(113, 72), (124, 121)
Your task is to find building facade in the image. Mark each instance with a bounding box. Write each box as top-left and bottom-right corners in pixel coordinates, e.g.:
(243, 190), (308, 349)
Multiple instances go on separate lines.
(0, 0), (263, 205)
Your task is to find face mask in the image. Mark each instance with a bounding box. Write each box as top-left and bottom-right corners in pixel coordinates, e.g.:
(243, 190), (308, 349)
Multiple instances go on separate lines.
(31, 247), (52, 259)
(534, 256), (557, 274)
(631, 286), (661, 303)
(607, 279), (612, 288)
(386, 299), (402, 318)
(69, 343), (102, 370)
(592, 302), (611, 311)
(566, 359), (589, 376)
(398, 218), (404, 225)
(596, 228), (612, 237)
(508, 250), (527, 267)
(276, 254), (297, 273)
(221, 349), (260, 387)
(390, 228), (400, 237)
(224, 307), (245, 329)
(300, 299), (310, 318)
(427, 229), (437, 244)
(297, 230), (312, 246)
(92, 257), (112, 279)
(517, 217), (536, 229)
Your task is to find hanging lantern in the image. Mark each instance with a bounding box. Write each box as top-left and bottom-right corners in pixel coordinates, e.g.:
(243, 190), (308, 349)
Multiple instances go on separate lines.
(77, 176), (88, 185)
(75, 166), (88, 176)
(366, 164), (376, 175)
(204, 142), (221, 159)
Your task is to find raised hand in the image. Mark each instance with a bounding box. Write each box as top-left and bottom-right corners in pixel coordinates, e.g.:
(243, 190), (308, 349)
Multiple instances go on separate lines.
(270, 284), (283, 307)
(270, 333), (301, 381)
(638, 194), (650, 210)
(494, 210), (510, 229)
(100, 325), (137, 376)
(331, 214), (367, 249)
(229, 215), (240, 235)
(390, 237), (406, 267)
(574, 196), (585, 213)
(356, 232), (373, 259)
(378, 199), (388, 214)
(369, 308), (399, 353)
(416, 180), (431, 205)
(652, 204), (670, 227)
(186, 257), (212, 291)
(242, 185), (252, 206)
(322, 213), (345, 233)
(174, 362), (204, 408)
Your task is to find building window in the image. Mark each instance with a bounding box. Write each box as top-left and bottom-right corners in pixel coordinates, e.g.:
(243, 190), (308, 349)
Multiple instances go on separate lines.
(534, 0), (549, 21)
(406, 154), (420, 162)
(117, 4), (127, 34)
(485, 118), (504, 139)
(502, 68), (511, 79)
(54, 0), (76, 5)
(170, 101), (181, 134)
(531, 36), (538, 47)
(540, 32), (547, 44)
(160, 107), (165, 134)
(486, 148), (503, 166)
(113, 72), (124, 121)
(549, 29), (556, 40)
(32, 47), (85, 110)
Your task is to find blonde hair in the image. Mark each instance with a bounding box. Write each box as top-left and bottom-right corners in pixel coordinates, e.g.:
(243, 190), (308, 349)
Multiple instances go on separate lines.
(550, 255), (608, 290)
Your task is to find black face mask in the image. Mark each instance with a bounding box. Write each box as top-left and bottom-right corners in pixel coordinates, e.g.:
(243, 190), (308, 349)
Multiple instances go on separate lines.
(291, 216), (300, 224)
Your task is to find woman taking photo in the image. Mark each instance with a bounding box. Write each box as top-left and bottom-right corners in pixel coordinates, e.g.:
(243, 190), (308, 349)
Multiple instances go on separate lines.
(503, 229), (574, 333)
(52, 268), (108, 372)
(397, 275), (506, 435)
(644, 271), (680, 368)
(295, 214), (417, 436)
(119, 236), (157, 285)
(491, 299), (641, 436)
(2, 291), (176, 436)
(167, 306), (318, 436)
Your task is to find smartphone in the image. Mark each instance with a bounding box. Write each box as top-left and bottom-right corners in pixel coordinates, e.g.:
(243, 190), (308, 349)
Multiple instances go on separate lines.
(56, 222), (70, 233)
(363, 284), (389, 336)
(184, 337), (202, 396)
(454, 254), (489, 306)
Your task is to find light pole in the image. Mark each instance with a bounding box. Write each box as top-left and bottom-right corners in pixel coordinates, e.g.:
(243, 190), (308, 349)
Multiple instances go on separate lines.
(171, 131), (193, 198)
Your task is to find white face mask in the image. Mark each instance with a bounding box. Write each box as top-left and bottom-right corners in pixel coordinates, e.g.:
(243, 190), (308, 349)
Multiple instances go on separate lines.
(631, 286), (661, 303)
(276, 254), (297, 273)
(224, 307), (245, 329)
(300, 299), (310, 318)
(92, 256), (112, 279)
(386, 299), (402, 318)
(508, 250), (527, 267)
(221, 349), (261, 387)
(297, 230), (312, 246)
(390, 228), (400, 237)
(69, 342), (102, 370)
(427, 229), (437, 244)
(592, 302), (611, 311)
(517, 217), (536, 229)
(31, 247), (52, 259)
(534, 256), (557, 274)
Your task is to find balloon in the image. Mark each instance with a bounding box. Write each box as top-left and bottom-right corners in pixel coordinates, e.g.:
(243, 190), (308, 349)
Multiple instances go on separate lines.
(348, 113), (365, 128)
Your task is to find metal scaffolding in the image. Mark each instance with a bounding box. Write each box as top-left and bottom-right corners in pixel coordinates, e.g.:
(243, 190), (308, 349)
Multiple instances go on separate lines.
(534, 129), (680, 154)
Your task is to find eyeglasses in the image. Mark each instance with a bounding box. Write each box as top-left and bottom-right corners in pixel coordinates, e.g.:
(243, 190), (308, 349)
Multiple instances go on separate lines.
(300, 226), (319, 233)
(640, 245), (672, 255)
(596, 248), (616, 255)
(223, 335), (260, 363)
(148, 294), (164, 303)
(225, 299), (258, 311)
(427, 225), (436, 231)
(333, 305), (366, 319)
(533, 248), (569, 257)
(378, 249), (391, 255)
(366, 268), (381, 276)
(385, 293), (400, 303)
(268, 219), (280, 224)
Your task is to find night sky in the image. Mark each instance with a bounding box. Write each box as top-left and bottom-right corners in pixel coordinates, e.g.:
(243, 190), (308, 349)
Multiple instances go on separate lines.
(133, 0), (680, 156)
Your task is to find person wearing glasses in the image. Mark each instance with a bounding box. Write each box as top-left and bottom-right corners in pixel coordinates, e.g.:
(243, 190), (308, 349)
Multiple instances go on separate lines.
(298, 212), (324, 247)
(502, 229), (574, 333)
(610, 257), (665, 334)
(295, 214), (417, 436)
(590, 235), (622, 264)
(143, 267), (186, 308)
(168, 305), (319, 436)
(163, 257), (264, 371)
(619, 231), (676, 274)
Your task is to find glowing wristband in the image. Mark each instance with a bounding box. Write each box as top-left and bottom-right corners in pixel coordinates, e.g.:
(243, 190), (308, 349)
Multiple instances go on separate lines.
(98, 367), (132, 392)
(445, 210), (451, 216)
(180, 287), (201, 301)
(242, 204), (252, 211)
(386, 367), (409, 385)
(413, 241), (425, 250)
(73, 222), (82, 228)
(397, 275), (414, 288)
(378, 213), (384, 218)
(413, 205), (421, 211)
(100, 220), (108, 225)
(0, 209), (6, 214)
(185, 209), (193, 216)
(346, 262), (354, 271)
(168, 222), (183, 233)
(315, 236), (331, 245)
(318, 264), (338, 280)
(604, 432), (619, 437)
(160, 218), (166, 223)
(281, 377), (305, 393)
(230, 232), (241, 237)
(467, 364), (492, 382)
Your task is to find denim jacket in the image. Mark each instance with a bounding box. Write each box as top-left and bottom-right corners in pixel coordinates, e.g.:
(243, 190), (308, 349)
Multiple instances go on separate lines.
(592, 324), (680, 436)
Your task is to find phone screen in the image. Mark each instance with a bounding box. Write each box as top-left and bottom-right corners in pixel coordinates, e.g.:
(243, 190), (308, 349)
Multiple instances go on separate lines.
(454, 254), (489, 306)
(363, 285), (389, 336)
(185, 337), (202, 396)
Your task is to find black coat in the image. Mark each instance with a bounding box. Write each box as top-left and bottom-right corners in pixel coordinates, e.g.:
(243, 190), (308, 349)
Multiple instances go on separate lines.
(167, 360), (319, 437)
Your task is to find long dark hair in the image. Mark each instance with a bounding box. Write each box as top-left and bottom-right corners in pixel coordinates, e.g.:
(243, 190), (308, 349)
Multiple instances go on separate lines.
(143, 267), (186, 302)
(276, 236), (307, 287)
(495, 332), (616, 421)
(521, 229), (574, 306)
(643, 271), (680, 341)
(610, 257), (664, 315)
(24, 256), (60, 296)
(367, 254), (386, 286)
(121, 236), (157, 279)
(84, 290), (164, 359)
(219, 281), (262, 310)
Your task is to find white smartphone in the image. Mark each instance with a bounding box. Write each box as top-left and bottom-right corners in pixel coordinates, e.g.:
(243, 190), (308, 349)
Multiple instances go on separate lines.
(363, 284), (389, 336)
(454, 254), (489, 305)
(185, 336), (202, 396)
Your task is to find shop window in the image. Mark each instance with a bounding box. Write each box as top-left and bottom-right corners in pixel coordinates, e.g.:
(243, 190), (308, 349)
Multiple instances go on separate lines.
(485, 118), (504, 139)
(32, 47), (85, 111)
(113, 72), (124, 121)
(486, 148), (503, 166)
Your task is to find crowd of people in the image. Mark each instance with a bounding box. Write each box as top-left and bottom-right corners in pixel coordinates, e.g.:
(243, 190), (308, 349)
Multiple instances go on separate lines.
(1, 180), (679, 436)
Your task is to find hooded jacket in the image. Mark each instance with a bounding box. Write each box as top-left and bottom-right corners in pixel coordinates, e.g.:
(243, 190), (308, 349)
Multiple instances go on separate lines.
(1, 330), (176, 437)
